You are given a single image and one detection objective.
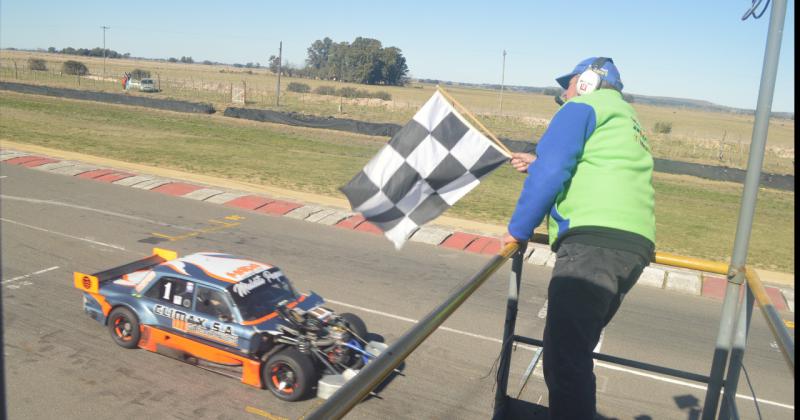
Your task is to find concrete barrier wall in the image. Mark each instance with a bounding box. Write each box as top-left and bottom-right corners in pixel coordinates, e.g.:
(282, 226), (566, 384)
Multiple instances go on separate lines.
(0, 81), (215, 114)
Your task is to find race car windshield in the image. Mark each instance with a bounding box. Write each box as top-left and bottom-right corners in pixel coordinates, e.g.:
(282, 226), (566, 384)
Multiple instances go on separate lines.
(228, 267), (299, 321)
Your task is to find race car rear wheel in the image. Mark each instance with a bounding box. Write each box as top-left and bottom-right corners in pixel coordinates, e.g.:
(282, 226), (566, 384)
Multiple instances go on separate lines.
(107, 307), (141, 349)
(263, 348), (316, 401)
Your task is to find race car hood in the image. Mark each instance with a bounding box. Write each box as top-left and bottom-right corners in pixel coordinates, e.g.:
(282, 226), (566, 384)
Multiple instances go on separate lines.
(251, 292), (326, 333)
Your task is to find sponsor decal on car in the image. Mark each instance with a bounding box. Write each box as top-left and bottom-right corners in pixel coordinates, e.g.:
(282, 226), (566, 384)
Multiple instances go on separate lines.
(232, 269), (285, 298)
(154, 304), (239, 345)
(187, 322), (239, 346)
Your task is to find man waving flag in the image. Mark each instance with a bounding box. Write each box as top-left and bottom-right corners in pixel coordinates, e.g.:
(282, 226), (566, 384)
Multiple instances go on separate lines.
(340, 89), (510, 249)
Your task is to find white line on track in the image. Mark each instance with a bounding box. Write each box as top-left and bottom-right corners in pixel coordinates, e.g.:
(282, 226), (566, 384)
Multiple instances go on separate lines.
(0, 217), (126, 250)
(596, 361), (795, 410)
(1, 266), (59, 285)
(537, 299), (548, 319)
(326, 298), (536, 349)
(0, 176), (8, 179)
(0, 195), (196, 230)
(594, 330), (605, 353)
(325, 298), (794, 411)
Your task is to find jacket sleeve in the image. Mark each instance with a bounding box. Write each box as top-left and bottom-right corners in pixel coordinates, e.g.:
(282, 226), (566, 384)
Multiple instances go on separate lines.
(507, 102), (596, 241)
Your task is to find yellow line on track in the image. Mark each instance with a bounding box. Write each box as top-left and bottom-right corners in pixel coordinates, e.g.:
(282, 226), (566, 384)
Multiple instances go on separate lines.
(244, 406), (289, 420)
(151, 217), (241, 242)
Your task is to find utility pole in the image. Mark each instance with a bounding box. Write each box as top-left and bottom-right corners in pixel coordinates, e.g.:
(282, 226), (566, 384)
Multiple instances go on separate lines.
(276, 41), (282, 106)
(101, 25), (110, 78)
(499, 49), (506, 114)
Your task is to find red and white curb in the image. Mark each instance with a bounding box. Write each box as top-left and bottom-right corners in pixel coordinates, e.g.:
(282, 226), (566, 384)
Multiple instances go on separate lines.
(1, 149), (793, 312)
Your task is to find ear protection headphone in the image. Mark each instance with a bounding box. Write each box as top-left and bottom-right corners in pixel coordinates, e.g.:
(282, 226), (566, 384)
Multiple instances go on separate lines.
(576, 57), (611, 96)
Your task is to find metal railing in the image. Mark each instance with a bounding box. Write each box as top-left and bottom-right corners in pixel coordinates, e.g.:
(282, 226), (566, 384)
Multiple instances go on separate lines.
(703, 1), (790, 417)
(744, 267), (794, 371)
(307, 243), (793, 420)
(309, 2), (791, 418)
(306, 242), (519, 420)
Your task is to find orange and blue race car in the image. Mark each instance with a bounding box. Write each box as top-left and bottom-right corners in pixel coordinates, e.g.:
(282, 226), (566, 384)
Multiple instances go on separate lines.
(73, 248), (376, 401)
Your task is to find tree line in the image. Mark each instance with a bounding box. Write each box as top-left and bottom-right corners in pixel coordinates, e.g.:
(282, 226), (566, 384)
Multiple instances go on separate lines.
(47, 46), (130, 59)
(268, 37), (409, 86)
(44, 37), (411, 87)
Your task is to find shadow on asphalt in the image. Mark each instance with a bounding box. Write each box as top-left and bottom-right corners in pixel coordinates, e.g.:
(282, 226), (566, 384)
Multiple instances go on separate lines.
(364, 333), (406, 398)
(501, 397), (549, 419)
(501, 397), (651, 419)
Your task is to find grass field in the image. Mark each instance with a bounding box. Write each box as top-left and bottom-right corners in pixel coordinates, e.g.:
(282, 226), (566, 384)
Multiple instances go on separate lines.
(0, 50), (794, 174)
(0, 91), (793, 273)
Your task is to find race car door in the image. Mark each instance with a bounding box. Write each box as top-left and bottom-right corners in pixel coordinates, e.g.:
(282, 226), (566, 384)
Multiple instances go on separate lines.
(143, 276), (197, 332)
(191, 285), (249, 350)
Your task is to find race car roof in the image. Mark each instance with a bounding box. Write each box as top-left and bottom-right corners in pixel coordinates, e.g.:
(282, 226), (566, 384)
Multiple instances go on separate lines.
(152, 252), (275, 288)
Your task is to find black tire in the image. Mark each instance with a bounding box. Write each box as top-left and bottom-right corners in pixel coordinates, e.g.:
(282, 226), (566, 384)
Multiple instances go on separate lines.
(340, 312), (367, 341)
(338, 313), (369, 369)
(263, 348), (317, 401)
(107, 307), (141, 349)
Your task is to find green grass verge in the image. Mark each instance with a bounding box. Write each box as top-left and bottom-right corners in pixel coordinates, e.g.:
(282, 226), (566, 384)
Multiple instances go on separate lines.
(0, 91), (794, 272)
(3, 49), (795, 175)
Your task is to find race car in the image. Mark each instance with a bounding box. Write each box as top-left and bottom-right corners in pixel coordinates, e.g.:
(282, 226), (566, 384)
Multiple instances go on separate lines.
(73, 248), (376, 401)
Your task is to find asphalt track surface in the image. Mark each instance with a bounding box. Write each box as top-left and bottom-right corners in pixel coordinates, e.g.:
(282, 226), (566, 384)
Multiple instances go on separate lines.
(1, 164), (794, 419)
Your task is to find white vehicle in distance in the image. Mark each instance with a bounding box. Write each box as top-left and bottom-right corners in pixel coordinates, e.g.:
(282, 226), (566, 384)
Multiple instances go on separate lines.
(139, 78), (157, 92)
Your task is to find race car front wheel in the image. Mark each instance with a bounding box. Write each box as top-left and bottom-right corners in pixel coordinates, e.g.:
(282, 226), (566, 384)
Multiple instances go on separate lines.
(107, 307), (141, 349)
(340, 312), (368, 341)
(263, 348), (316, 401)
(339, 313), (369, 369)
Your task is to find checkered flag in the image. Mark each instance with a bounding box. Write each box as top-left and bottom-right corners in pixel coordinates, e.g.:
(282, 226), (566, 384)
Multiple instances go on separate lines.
(341, 91), (509, 249)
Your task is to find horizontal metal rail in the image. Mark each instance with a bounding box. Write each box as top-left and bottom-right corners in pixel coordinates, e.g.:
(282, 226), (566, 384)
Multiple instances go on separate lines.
(654, 252), (729, 275)
(655, 251), (793, 373)
(513, 335), (711, 384)
(654, 251), (794, 374)
(306, 243), (519, 420)
(744, 267), (795, 373)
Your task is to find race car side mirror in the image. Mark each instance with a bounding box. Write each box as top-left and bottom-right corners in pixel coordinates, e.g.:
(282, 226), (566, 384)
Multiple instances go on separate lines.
(219, 314), (232, 323)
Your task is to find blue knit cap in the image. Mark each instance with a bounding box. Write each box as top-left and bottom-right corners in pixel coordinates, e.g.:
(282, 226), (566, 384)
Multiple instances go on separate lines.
(556, 57), (624, 91)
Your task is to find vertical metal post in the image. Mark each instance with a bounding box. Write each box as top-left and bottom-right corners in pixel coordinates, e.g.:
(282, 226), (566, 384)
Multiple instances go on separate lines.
(493, 242), (527, 419)
(702, 282), (740, 420)
(701, 1), (787, 418)
(720, 286), (755, 419)
(276, 41), (282, 106)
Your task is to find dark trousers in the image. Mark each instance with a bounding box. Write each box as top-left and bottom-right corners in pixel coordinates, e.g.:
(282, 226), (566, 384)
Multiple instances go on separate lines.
(543, 242), (648, 419)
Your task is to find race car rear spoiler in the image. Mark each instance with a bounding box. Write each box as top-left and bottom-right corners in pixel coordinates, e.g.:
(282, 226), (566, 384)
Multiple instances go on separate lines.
(73, 248), (177, 294)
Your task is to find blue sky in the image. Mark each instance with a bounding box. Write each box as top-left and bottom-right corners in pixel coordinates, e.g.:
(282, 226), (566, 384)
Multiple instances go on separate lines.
(1, 0), (795, 112)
